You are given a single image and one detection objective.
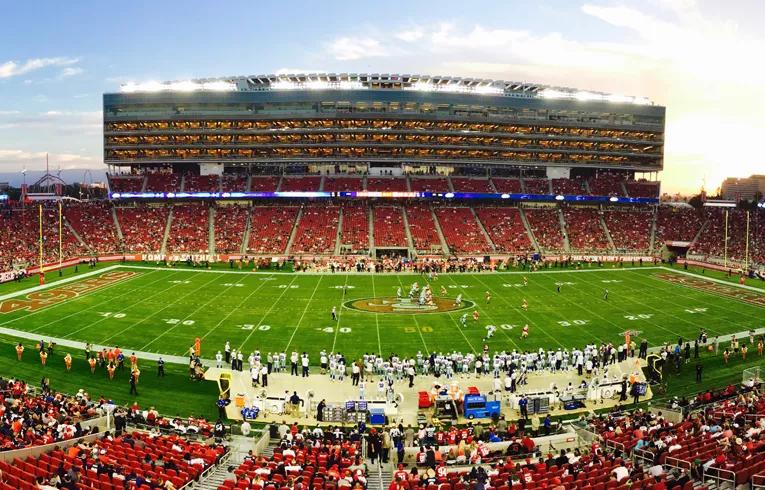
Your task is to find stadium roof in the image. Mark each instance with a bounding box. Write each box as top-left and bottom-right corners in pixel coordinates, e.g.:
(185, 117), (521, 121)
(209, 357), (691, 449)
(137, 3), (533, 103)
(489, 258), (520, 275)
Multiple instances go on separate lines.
(119, 73), (654, 106)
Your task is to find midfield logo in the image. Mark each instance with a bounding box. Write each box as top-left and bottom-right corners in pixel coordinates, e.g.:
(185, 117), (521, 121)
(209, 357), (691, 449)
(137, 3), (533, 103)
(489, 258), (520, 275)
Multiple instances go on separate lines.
(344, 296), (475, 314)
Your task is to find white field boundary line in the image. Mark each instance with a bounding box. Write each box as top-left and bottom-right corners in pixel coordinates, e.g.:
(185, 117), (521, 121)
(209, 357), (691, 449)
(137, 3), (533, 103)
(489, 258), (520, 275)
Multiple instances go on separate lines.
(0, 265), (122, 301)
(657, 266), (765, 294)
(0, 269), (166, 333)
(99, 273), (225, 345)
(431, 275), (481, 354)
(108, 263), (765, 293)
(111, 264), (670, 276)
(283, 275), (324, 353)
(140, 272), (254, 350)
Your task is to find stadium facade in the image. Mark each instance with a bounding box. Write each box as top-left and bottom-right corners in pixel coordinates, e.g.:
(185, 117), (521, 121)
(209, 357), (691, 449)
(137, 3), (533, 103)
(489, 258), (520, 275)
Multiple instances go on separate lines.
(104, 73), (665, 179)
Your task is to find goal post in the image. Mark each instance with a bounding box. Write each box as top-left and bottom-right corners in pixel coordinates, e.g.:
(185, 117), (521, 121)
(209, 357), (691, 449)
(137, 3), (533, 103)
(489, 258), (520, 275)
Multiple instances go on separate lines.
(743, 366), (762, 386)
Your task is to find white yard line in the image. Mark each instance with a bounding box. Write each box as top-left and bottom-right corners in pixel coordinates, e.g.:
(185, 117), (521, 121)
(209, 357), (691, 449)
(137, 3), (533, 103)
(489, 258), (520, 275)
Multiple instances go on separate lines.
(99, 273), (224, 345)
(393, 275), (430, 355)
(0, 269), (159, 331)
(243, 275), (299, 352)
(141, 272), (256, 350)
(371, 275), (382, 356)
(56, 270), (184, 338)
(282, 276), (323, 353)
(330, 273), (350, 354)
(199, 274), (276, 341)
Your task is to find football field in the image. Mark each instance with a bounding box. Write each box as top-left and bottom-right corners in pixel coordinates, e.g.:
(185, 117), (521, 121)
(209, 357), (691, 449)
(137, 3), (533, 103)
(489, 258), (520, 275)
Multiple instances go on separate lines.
(0, 263), (762, 363)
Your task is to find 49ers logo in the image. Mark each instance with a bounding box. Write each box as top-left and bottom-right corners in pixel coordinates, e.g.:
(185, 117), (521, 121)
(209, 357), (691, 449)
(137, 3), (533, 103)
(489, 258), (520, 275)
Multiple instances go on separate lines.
(344, 296), (475, 314)
(0, 271), (140, 314)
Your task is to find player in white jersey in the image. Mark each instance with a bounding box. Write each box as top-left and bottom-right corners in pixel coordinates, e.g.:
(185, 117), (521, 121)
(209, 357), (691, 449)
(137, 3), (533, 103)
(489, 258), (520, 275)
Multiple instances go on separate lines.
(455, 294), (463, 306)
(484, 324), (496, 341)
(396, 287), (402, 298)
(460, 313), (468, 328)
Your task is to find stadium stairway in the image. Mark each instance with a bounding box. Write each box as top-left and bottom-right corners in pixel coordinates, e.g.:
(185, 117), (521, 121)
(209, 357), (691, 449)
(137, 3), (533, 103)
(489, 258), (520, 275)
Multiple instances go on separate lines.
(368, 206), (375, 256)
(139, 174), (148, 192)
(429, 206), (451, 254)
(208, 206), (216, 254)
(111, 206), (124, 242)
(620, 180), (630, 196)
(334, 207), (344, 256)
(518, 208), (541, 252)
(196, 436), (253, 490)
(401, 206), (416, 255)
(366, 462), (392, 490)
(64, 218), (90, 253)
(240, 208), (252, 255)
(284, 207), (303, 255)
(557, 208), (572, 252)
(583, 179), (593, 195)
(649, 205), (658, 254)
(275, 174), (284, 191)
(160, 206), (174, 255)
(599, 210), (617, 252)
(470, 207), (496, 252)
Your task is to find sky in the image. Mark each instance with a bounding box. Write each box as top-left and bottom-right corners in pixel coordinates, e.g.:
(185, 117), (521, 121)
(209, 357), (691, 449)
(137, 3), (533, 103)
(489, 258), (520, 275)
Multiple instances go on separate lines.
(0, 0), (763, 195)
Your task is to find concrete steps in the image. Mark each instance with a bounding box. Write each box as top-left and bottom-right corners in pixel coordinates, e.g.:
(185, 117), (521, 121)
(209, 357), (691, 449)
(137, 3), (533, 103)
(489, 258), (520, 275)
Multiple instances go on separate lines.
(160, 207), (174, 256)
(518, 208), (541, 253)
(557, 208), (571, 252)
(599, 210), (617, 252)
(429, 207), (451, 255)
(470, 207), (496, 252)
(208, 206), (216, 254)
(401, 207), (416, 256)
(284, 207), (303, 255)
(240, 207), (252, 255)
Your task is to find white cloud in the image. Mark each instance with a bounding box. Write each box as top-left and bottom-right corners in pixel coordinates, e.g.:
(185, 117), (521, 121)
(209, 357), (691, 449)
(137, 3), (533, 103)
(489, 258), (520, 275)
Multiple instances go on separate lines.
(0, 149), (96, 167)
(326, 37), (388, 61)
(395, 27), (425, 43)
(319, 5), (764, 195)
(58, 67), (83, 79)
(0, 57), (79, 79)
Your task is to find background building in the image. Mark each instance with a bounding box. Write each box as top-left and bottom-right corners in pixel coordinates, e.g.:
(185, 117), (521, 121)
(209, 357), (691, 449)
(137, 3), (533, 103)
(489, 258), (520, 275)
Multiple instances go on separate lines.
(721, 174), (765, 201)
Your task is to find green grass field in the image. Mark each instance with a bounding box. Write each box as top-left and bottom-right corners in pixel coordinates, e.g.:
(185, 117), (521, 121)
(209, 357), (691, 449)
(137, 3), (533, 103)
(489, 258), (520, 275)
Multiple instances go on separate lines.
(1, 263), (762, 360)
(0, 262), (762, 420)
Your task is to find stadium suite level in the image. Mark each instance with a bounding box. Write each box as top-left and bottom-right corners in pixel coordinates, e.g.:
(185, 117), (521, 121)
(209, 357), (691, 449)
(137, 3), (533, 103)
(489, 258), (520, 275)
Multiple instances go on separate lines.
(103, 73), (664, 173)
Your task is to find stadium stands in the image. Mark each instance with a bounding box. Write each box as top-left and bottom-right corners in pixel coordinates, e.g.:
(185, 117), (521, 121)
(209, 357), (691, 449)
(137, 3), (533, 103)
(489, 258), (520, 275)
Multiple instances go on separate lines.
(214, 204), (249, 253)
(183, 174), (220, 193)
(405, 204), (443, 252)
(522, 178), (551, 194)
(524, 208), (565, 250)
(589, 173), (626, 196)
(626, 180), (660, 198)
(323, 177), (363, 192)
(366, 177), (408, 192)
(434, 207), (491, 254)
(690, 208), (750, 263)
(339, 203), (369, 253)
(563, 207), (610, 251)
(108, 175), (145, 193)
(279, 176), (322, 192)
(145, 173), (181, 193)
(450, 177), (494, 193)
(247, 207), (298, 254)
(409, 177), (450, 193)
(291, 205), (340, 254)
(490, 178), (522, 193)
(604, 209), (652, 252)
(115, 205), (170, 252)
(166, 204), (209, 253)
(655, 206), (704, 244)
(373, 206), (408, 247)
(552, 178), (586, 195)
(249, 176), (280, 193)
(65, 202), (120, 254)
(222, 433), (363, 490)
(474, 207), (532, 252)
(221, 175), (249, 193)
